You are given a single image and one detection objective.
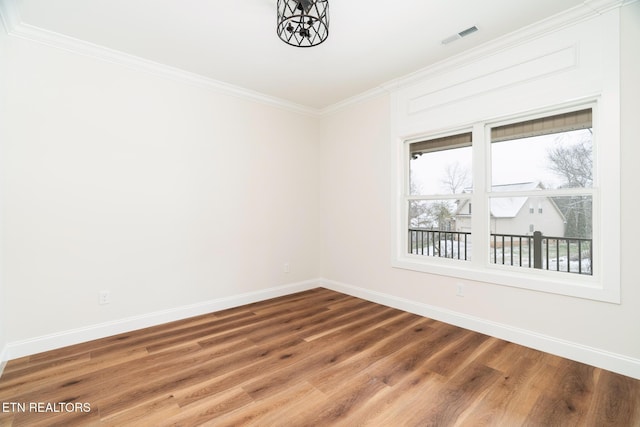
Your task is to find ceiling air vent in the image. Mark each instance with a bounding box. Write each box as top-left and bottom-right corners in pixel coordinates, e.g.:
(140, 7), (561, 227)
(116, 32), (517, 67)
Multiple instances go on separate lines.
(458, 25), (479, 37)
(441, 25), (479, 45)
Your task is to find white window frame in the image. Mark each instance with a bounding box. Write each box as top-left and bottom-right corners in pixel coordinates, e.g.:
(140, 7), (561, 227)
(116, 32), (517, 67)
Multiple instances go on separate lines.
(393, 99), (620, 303)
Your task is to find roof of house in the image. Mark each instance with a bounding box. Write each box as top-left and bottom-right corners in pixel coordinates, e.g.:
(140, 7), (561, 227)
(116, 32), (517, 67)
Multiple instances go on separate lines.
(490, 182), (541, 218)
(489, 196), (528, 218)
(491, 182), (542, 192)
(457, 182), (544, 218)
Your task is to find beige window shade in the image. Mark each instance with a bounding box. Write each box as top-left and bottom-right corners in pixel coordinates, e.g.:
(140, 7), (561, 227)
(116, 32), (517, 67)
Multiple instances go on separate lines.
(491, 108), (592, 143)
(410, 132), (472, 158)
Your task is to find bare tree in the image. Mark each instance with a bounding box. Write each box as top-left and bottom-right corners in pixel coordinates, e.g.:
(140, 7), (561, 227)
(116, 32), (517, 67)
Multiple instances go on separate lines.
(440, 162), (471, 194)
(546, 133), (593, 188)
(546, 132), (593, 238)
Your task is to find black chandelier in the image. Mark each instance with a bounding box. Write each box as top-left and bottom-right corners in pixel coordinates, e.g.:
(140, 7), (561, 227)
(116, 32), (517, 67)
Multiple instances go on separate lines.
(277, 0), (329, 47)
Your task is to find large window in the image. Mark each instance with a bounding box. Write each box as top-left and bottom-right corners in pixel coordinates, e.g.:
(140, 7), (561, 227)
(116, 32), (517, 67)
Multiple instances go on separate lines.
(489, 109), (594, 275)
(398, 103), (610, 300)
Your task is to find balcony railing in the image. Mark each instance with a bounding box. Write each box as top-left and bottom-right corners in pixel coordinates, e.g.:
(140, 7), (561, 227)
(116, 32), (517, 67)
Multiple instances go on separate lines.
(409, 229), (592, 275)
(491, 231), (592, 275)
(408, 229), (471, 260)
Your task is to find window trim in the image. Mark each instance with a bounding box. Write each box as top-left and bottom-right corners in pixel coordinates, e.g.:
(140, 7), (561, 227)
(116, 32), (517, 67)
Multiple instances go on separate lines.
(392, 98), (620, 304)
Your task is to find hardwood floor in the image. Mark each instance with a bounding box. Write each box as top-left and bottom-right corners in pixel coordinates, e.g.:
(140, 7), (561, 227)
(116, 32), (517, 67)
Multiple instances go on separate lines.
(1, 288), (639, 426)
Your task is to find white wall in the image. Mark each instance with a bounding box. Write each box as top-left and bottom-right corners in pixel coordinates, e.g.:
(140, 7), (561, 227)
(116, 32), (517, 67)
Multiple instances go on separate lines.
(618, 0), (640, 366)
(1, 34), (321, 353)
(319, 3), (640, 378)
(0, 27), (8, 370)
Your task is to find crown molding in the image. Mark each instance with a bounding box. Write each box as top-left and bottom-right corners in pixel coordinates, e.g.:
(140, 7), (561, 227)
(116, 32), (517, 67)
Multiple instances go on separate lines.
(0, 0), (320, 117)
(1, 0), (634, 115)
(319, 85), (390, 116)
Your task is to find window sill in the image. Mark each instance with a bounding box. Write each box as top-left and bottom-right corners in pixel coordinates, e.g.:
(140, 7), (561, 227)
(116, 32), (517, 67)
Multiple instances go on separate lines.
(392, 255), (619, 304)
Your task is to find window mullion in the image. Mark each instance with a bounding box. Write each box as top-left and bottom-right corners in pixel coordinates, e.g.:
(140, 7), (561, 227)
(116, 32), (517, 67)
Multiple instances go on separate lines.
(471, 122), (489, 269)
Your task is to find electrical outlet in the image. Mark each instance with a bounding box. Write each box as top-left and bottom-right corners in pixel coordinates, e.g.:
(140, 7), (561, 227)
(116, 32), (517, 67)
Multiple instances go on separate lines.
(456, 283), (465, 297)
(99, 290), (110, 305)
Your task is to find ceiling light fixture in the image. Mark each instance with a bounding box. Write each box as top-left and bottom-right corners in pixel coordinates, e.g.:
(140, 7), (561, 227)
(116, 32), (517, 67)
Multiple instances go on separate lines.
(277, 0), (329, 47)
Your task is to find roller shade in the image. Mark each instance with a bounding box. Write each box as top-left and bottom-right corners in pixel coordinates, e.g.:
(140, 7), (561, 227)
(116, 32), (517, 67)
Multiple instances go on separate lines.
(491, 108), (592, 143)
(410, 132), (472, 158)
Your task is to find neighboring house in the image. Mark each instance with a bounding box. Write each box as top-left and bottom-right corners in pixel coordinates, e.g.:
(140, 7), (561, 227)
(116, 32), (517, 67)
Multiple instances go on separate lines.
(455, 182), (566, 237)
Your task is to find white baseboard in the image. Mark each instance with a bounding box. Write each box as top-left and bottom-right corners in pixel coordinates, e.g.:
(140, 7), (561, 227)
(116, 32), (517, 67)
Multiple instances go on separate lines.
(319, 278), (640, 380)
(5, 279), (320, 361)
(5, 277), (639, 380)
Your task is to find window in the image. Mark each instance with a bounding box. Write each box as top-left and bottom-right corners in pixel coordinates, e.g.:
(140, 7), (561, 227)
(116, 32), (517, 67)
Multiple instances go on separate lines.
(407, 132), (472, 260)
(396, 102), (613, 301)
(489, 108), (593, 275)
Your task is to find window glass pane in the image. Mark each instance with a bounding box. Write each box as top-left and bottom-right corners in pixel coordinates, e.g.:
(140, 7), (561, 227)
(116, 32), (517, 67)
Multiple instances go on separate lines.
(491, 128), (592, 189)
(409, 200), (457, 229)
(408, 200), (472, 260)
(410, 145), (472, 195)
(489, 195), (592, 275)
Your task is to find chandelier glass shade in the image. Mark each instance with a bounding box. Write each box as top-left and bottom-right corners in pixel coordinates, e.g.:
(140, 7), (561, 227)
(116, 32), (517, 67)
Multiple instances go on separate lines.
(277, 0), (329, 47)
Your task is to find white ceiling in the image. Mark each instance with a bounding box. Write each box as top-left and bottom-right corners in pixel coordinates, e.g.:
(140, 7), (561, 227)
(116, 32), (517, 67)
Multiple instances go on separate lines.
(10, 0), (589, 109)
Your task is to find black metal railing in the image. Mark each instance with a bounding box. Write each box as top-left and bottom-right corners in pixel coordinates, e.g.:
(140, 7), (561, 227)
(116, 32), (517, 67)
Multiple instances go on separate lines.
(408, 229), (471, 260)
(409, 229), (593, 275)
(490, 231), (592, 275)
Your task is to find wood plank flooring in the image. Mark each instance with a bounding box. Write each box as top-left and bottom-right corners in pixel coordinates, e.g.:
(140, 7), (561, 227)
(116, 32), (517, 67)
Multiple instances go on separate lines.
(1, 288), (639, 426)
